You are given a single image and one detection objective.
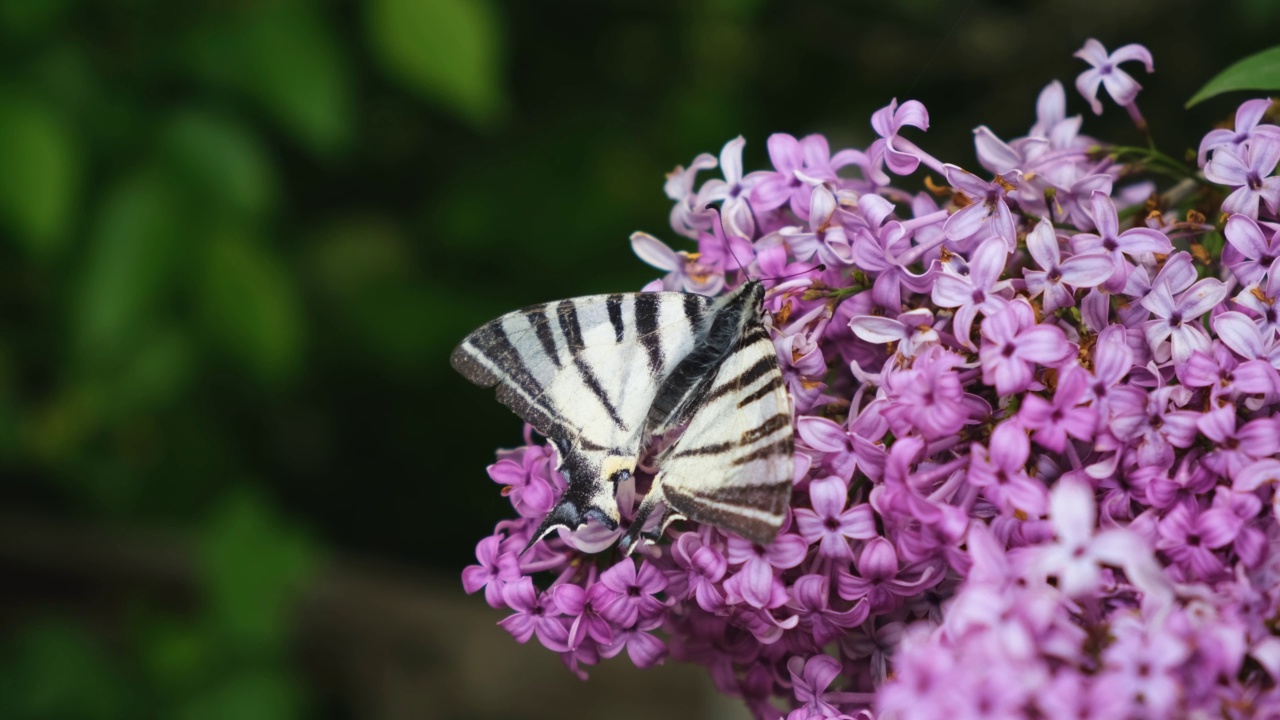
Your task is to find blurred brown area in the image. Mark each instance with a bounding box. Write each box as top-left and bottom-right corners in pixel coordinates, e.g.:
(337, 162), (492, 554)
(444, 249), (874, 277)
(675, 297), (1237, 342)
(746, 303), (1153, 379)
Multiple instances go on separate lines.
(0, 511), (751, 719)
(0, 0), (1276, 716)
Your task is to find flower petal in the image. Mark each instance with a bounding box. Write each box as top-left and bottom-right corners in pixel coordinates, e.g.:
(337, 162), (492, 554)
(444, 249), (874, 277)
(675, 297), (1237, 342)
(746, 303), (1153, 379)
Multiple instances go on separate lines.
(1058, 253), (1116, 288)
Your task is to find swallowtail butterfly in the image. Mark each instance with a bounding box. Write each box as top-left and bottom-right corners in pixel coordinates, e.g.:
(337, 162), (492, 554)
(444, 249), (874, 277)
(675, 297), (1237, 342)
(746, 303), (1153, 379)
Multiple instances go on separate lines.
(451, 280), (793, 554)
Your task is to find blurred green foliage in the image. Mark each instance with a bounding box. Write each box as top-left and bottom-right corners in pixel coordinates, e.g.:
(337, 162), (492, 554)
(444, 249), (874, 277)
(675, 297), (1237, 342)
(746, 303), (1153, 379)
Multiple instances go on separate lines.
(0, 0), (1276, 716)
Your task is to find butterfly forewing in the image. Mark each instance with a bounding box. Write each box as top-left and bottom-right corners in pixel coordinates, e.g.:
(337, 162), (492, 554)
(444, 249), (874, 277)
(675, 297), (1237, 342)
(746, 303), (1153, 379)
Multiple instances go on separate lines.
(451, 292), (716, 540)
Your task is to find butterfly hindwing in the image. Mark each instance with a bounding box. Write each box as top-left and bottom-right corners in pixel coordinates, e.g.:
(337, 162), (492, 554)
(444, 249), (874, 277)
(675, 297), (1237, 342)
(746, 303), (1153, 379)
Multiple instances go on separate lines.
(621, 309), (793, 551)
(451, 292), (716, 543)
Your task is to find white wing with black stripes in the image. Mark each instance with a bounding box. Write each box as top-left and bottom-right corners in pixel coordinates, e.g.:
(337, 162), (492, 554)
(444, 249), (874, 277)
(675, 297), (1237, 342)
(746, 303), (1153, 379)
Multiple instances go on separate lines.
(451, 291), (717, 546)
(620, 314), (793, 551)
(452, 279), (794, 553)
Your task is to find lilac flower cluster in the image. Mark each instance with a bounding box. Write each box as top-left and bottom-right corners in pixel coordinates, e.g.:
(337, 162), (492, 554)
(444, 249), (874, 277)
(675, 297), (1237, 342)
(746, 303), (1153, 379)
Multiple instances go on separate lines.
(463, 39), (1280, 719)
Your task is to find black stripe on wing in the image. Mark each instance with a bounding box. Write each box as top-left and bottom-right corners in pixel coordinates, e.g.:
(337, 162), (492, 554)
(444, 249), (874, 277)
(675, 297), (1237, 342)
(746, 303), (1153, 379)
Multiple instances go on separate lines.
(556, 299), (627, 431)
(606, 294), (626, 343)
(663, 485), (787, 545)
(742, 413), (790, 444)
(634, 293), (663, 374)
(736, 375), (784, 408)
(529, 309), (562, 369)
(702, 352), (777, 405)
(731, 437), (794, 466)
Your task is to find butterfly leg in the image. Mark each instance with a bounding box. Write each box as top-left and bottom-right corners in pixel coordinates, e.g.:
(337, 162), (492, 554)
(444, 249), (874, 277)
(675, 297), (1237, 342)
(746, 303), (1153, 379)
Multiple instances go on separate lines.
(619, 480), (669, 556)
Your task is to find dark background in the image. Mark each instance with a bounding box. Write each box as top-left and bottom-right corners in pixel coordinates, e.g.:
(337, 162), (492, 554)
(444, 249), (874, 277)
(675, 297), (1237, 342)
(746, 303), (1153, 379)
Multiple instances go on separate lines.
(0, 0), (1274, 717)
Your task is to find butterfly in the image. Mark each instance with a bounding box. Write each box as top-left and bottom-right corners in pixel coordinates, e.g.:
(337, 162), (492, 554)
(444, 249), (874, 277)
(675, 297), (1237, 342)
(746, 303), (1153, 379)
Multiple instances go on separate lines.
(451, 279), (794, 554)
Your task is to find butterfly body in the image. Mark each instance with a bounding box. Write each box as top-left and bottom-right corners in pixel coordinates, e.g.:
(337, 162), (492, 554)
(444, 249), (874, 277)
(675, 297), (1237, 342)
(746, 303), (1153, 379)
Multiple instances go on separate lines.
(451, 280), (793, 553)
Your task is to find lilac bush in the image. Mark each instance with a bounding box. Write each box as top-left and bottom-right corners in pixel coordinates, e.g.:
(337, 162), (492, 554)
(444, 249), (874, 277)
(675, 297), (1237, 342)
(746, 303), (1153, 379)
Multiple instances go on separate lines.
(462, 39), (1280, 718)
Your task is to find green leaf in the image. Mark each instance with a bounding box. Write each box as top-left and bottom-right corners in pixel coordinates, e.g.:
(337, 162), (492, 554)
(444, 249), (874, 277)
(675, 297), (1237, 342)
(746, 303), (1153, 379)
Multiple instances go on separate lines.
(177, 668), (304, 720)
(367, 0), (505, 127)
(197, 489), (318, 650)
(102, 325), (195, 415)
(0, 619), (128, 720)
(183, 4), (353, 156)
(0, 0), (75, 40)
(138, 615), (211, 700)
(1187, 45), (1280, 108)
(1238, 0), (1280, 24)
(242, 4), (351, 154)
(161, 109), (277, 219)
(199, 234), (304, 385)
(0, 90), (80, 257)
(75, 171), (183, 364)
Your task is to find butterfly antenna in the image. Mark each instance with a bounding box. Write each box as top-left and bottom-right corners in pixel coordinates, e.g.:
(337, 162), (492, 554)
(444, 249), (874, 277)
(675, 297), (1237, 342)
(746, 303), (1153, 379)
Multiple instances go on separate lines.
(777, 264), (826, 282)
(703, 202), (753, 280)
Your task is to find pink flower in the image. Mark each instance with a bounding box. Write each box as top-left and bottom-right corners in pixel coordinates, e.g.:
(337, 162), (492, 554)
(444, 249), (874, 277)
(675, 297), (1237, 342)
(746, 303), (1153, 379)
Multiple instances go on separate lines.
(979, 299), (1074, 395)
(1074, 39), (1154, 115)
(1030, 476), (1170, 601)
(794, 476), (877, 561)
(1204, 136), (1280, 218)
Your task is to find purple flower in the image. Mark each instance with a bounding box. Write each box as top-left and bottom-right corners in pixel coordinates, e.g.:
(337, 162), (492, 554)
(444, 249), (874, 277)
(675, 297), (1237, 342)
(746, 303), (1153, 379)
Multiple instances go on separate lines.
(751, 132), (863, 218)
(1084, 324), (1136, 407)
(1108, 384), (1201, 467)
(1101, 614), (1189, 717)
(941, 164), (1022, 249)
(848, 308), (940, 358)
(1224, 214), (1280, 286)
(1030, 477), (1169, 600)
(462, 534), (522, 608)
(1030, 80), (1086, 148)
(967, 420), (1049, 516)
(498, 578), (571, 651)
(868, 98), (937, 179)
(851, 212), (946, 309)
(460, 61), (1280, 718)
(1022, 217), (1114, 312)
(795, 416), (859, 481)
(664, 151), (718, 238)
(487, 442), (559, 519)
(1019, 364), (1099, 452)
(1197, 406), (1280, 479)
(836, 537), (938, 613)
(1233, 257), (1280, 339)
(1155, 502), (1237, 581)
(1071, 191), (1172, 291)
(664, 532), (728, 613)
(696, 136), (759, 239)
(631, 231), (725, 294)
(786, 654), (844, 718)
(1140, 275), (1229, 364)
(881, 347), (981, 440)
(784, 184), (854, 266)
(1198, 98), (1280, 167)
(1074, 39), (1154, 115)
(1215, 310), (1280, 367)
(787, 574), (869, 645)
(723, 530), (808, 609)
(794, 476), (876, 560)
(588, 559), (667, 628)
(931, 237), (1011, 346)
(1176, 341), (1278, 402)
(601, 615), (667, 668)
(1204, 136), (1280, 218)
(551, 583), (614, 651)
(1119, 250), (1198, 328)
(979, 299), (1074, 395)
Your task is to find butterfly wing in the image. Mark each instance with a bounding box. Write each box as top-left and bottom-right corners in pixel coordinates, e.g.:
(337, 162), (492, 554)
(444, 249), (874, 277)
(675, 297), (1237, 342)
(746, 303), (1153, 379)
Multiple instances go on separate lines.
(622, 310), (794, 551)
(451, 292), (715, 544)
